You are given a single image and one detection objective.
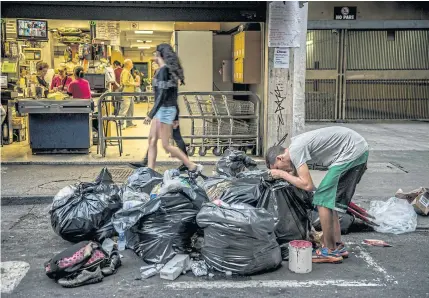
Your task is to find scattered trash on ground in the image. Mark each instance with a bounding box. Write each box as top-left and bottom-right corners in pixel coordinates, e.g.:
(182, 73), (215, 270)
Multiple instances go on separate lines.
(44, 241), (121, 288)
(288, 240), (312, 274)
(362, 239), (392, 247)
(190, 260), (208, 277)
(396, 187), (429, 216)
(369, 197), (417, 234)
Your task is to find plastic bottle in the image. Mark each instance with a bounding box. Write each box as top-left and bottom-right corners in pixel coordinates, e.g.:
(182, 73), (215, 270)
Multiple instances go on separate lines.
(117, 231), (126, 251)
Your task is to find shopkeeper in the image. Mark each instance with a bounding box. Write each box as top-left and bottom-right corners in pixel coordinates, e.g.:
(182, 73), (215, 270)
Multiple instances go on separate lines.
(35, 61), (50, 97)
(50, 67), (72, 92)
(67, 66), (91, 99)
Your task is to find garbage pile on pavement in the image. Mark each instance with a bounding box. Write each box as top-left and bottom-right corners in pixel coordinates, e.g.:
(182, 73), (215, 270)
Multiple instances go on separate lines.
(44, 149), (426, 287)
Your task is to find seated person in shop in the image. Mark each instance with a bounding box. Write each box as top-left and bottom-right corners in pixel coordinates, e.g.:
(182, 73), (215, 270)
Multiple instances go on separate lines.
(67, 66), (91, 99)
(50, 67), (72, 92)
(265, 126), (368, 264)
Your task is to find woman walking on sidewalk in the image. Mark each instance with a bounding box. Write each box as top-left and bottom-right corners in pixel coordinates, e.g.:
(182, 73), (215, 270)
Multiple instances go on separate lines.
(143, 43), (203, 174)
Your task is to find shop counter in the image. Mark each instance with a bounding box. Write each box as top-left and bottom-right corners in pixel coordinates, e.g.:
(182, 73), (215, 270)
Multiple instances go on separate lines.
(16, 99), (93, 154)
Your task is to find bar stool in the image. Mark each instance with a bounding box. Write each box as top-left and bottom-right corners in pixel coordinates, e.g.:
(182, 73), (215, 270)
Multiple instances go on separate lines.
(97, 98), (123, 156)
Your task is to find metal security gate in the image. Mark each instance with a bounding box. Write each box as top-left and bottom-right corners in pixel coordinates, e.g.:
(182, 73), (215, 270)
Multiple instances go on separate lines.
(305, 29), (429, 121)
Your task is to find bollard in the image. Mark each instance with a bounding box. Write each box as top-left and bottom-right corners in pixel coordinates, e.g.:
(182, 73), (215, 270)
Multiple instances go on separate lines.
(288, 240), (312, 274)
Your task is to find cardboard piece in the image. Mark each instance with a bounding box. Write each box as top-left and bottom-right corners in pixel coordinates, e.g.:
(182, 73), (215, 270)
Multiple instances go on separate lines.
(395, 187), (429, 204)
(412, 191), (429, 216)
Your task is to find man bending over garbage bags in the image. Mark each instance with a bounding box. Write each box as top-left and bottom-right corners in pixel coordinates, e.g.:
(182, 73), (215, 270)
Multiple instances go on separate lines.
(266, 126), (369, 264)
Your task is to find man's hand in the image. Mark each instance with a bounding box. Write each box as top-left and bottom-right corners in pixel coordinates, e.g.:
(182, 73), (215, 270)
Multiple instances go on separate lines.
(143, 117), (152, 125)
(270, 169), (284, 180)
(270, 164), (315, 192)
(172, 120), (179, 129)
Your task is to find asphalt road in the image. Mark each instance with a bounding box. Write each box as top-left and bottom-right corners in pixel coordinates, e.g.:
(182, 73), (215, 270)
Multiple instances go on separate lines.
(1, 203), (429, 298)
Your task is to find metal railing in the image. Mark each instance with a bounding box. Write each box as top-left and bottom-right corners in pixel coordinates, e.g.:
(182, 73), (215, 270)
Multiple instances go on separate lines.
(96, 91), (261, 157)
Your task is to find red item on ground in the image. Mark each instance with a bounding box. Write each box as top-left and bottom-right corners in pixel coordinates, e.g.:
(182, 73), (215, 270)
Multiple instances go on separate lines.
(363, 239), (392, 247)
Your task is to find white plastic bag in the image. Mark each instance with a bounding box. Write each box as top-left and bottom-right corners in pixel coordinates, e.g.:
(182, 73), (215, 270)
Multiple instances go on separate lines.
(369, 197), (417, 234)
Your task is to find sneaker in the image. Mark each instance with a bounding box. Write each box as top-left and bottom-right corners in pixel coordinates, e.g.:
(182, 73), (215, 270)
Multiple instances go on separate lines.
(57, 267), (104, 288)
(336, 242), (349, 259)
(129, 161), (147, 169)
(188, 164), (204, 178)
(177, 164), (188, 172)
(312, 247), (343, 264)
(101, 253), (121, 276)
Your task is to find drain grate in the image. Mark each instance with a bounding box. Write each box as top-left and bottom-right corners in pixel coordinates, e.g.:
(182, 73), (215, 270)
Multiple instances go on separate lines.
(92, 166), (175, 184)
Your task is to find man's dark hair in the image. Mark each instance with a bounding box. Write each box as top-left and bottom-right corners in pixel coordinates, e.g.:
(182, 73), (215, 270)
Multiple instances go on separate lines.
(265, 145), (285, 168)
(113, 60), (121, 67)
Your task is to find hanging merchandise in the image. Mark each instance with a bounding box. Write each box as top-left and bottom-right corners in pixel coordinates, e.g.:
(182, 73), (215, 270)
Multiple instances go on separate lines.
(49, 168), (122, 243)
(107, 45), (112, 59)
(78, 44), (84, 60)
(64, 46), (73, 62)
(197, 201), (282, 275)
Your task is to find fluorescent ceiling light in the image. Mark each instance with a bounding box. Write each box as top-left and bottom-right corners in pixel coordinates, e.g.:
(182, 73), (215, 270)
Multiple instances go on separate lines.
(135, 30), (153, 34)
(138, 46), (151, 49)
(144, 40), (152, 43)
(136, 40), (143, 42)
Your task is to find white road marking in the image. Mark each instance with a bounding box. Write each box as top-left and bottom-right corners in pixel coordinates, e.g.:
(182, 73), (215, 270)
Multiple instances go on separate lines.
(1, 261), (30, 294)
(164, 243), (395, 290)
(353, 245), (396, 283)
(165, 279), (383, 290)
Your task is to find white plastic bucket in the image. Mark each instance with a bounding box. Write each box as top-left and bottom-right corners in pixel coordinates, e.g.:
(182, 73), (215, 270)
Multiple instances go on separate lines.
(288, 240), (312, 274)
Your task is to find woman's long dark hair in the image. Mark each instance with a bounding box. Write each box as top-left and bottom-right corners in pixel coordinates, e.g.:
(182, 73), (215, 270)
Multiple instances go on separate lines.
(156, 43), (185, 85)
(73, 66), (84, 79)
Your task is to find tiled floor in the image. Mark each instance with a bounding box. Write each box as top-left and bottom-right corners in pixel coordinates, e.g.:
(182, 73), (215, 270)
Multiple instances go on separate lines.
(1, 102), (260, 164)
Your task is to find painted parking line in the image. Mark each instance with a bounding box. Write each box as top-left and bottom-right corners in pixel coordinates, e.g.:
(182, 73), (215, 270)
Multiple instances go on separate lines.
(165, 279), (383, 290)
(164, 243), (395, 290)
(1, 261), (30, 294)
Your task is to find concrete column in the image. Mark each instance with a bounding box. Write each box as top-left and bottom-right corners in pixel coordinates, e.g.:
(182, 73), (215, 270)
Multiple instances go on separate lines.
(265, 1), (308, 153)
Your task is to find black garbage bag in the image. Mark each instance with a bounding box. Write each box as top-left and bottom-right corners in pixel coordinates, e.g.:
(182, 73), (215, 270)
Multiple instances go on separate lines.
(216, 149), (258, 177)
(312, 210), (355, 234)
(122, 167), (163, 202)
(113, 176), (209, 264)
(236, 169), (271, 180)
(203, 177), (263, 207)
(94, 221), (116, 243)
(50, 168), (122, 243)
(197, 202), (282, 275)
(257, 180), (313, 260)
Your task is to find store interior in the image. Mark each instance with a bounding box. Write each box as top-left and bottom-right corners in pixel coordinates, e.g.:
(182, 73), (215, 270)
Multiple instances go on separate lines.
(1, 19), (265, 163)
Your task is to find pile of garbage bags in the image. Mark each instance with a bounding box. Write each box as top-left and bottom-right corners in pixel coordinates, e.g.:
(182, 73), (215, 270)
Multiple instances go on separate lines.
(50, 168), (122, 243)
(49, 149), (315, 276)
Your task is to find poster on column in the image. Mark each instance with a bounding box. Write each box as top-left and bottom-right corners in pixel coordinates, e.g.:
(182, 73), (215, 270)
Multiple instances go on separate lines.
(268, 1), (300, 48)
(274, 48), (289, 69)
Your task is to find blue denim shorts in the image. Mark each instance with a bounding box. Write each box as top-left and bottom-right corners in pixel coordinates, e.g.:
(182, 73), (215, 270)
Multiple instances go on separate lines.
(154, 106), (177, 125)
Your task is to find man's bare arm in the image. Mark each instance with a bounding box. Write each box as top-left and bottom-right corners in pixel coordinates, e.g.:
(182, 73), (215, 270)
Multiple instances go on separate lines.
(271, 164), (316, 192)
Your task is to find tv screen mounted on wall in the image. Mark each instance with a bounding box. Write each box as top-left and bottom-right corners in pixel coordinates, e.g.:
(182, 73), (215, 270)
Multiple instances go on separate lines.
(17, 19), (48, 41)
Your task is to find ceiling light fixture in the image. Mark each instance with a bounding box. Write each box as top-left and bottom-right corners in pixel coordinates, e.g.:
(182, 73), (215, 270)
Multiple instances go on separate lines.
(144, 40), (152, 43)
(138, 46), (151, 49)
(136, 40), (143, 42)
(135, 30), (153, 34)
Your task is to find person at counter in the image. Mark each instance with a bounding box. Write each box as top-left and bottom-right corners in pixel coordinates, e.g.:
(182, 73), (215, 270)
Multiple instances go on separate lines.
(50, 67), (72, 92)
(35, 61), (50, 97)
(67, 66), (91, 99)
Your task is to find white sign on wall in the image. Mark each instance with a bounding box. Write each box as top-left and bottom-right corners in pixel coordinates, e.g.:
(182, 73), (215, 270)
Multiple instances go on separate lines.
(274, 48), (290, 69)
(96, 21), (120, 45)
(268, 1), (300, 48)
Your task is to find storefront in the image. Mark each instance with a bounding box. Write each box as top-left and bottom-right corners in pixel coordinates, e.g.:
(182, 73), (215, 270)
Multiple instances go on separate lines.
(1, 1), (267, 162)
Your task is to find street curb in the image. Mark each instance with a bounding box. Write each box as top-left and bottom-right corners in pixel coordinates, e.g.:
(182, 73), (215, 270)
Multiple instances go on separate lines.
(1, 195), (53, 206)
(1, 160), (267, 166)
